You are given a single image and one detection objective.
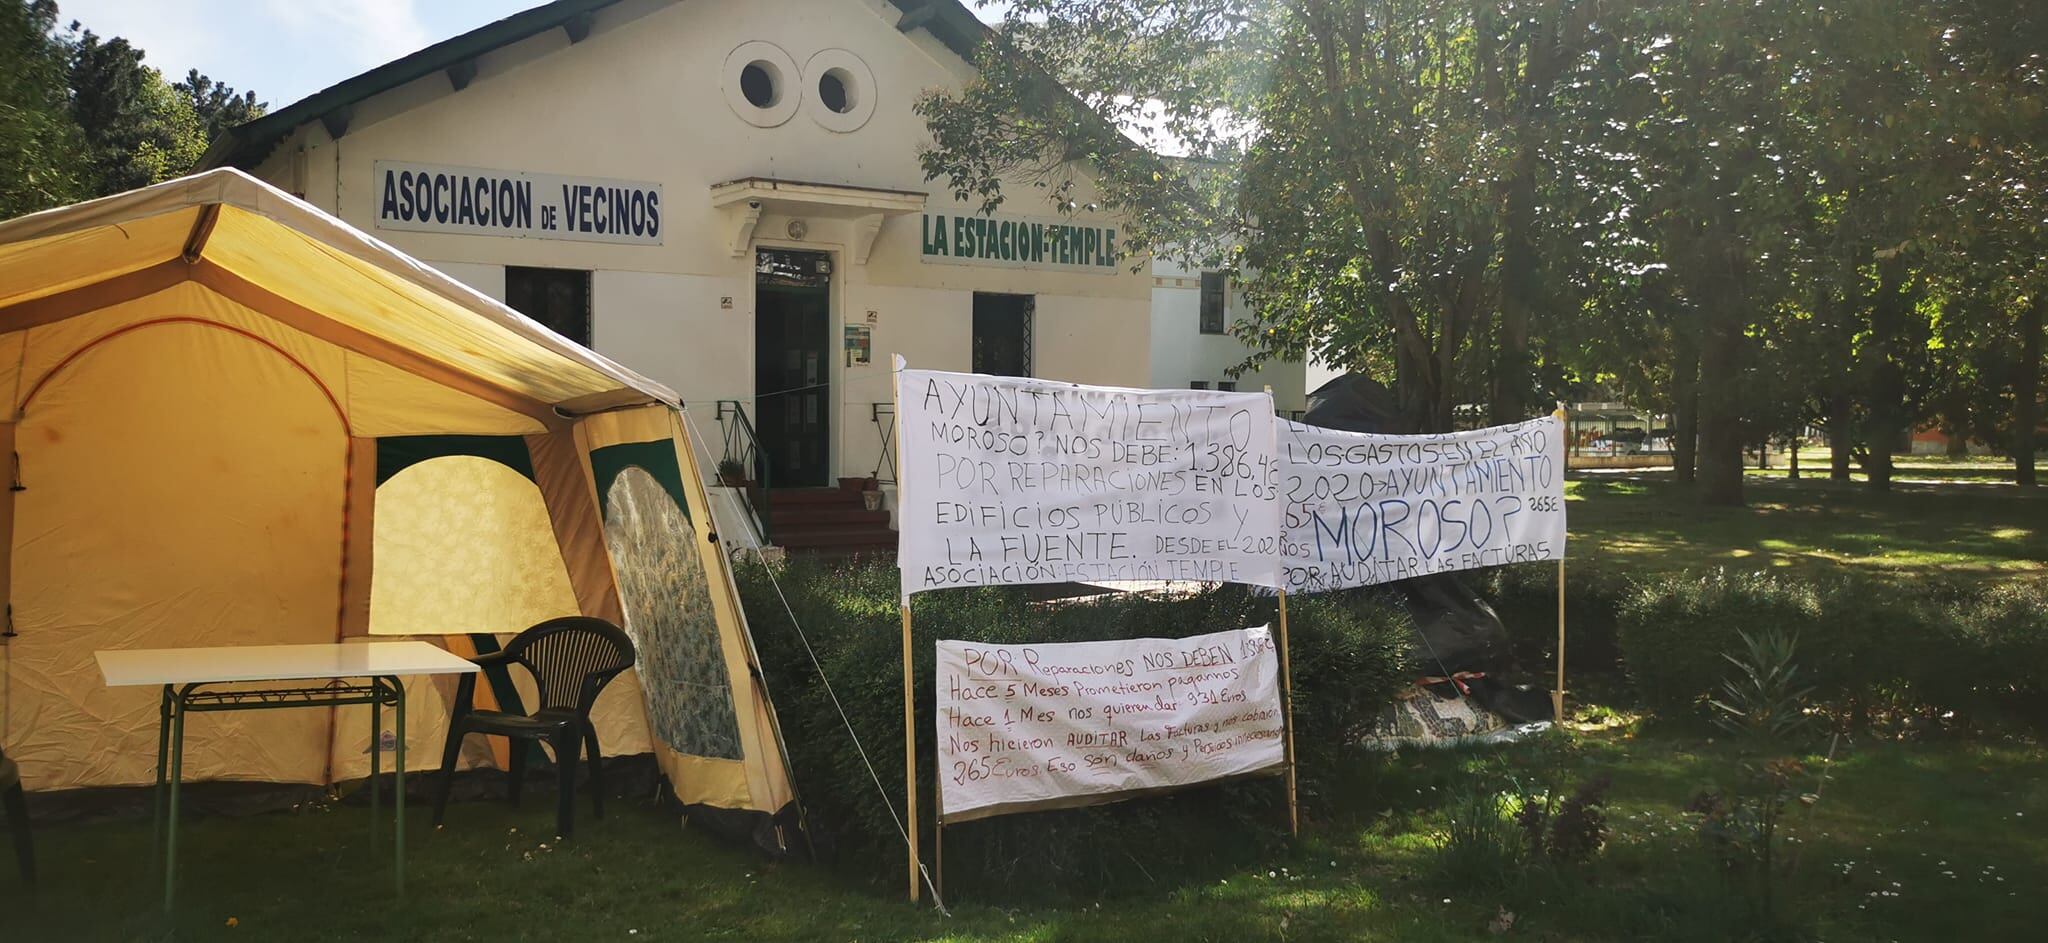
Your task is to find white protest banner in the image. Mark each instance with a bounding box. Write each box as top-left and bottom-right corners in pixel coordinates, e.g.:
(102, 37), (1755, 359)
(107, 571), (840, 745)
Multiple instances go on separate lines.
(1279, 416), (1566, 593)
(935, 626), (1286, 822)
(895, 360), (1283, 597)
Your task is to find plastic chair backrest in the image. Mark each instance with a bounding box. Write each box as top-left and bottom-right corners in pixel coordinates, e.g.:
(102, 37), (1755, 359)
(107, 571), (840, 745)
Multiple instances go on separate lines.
(501, 617), (637, 714)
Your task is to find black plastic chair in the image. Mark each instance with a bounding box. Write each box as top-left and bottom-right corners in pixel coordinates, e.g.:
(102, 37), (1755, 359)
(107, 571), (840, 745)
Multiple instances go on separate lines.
(1, 745), (31, 887)
(431, 617), (636, 839)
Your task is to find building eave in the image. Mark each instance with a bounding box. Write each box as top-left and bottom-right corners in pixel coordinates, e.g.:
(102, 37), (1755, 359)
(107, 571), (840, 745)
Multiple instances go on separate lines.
(197, 0), (630, 171)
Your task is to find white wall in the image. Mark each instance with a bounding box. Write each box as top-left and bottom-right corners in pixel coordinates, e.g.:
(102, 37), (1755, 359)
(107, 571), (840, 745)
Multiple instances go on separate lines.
(1146, 257), (1306, 412)
(252, 0), (1153, 481)
(423, 260), (505, 302)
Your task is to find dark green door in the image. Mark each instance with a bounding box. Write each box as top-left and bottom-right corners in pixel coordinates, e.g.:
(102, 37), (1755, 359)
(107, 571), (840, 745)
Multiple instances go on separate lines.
(755, 249), (832, 488)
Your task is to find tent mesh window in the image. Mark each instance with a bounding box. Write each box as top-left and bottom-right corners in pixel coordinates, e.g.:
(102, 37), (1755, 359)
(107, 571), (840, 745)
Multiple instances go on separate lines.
(506, 266), (592, 346)
(595, 446), (743, 761)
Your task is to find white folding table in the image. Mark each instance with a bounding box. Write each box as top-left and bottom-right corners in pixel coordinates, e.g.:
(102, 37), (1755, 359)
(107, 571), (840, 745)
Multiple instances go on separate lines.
(95, 641), (478, 910)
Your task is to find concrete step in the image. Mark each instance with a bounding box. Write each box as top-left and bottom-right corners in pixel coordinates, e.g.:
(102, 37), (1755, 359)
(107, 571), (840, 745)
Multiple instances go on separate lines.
(764, 487), (869, 507)
(767, 506), (890, 527)
(775, 526), (898, 551)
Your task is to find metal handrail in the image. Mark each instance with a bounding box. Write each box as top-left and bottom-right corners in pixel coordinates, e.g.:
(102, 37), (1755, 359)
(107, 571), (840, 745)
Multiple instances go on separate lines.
(713, 400), (772, 545)
(870, 402), (897, 485)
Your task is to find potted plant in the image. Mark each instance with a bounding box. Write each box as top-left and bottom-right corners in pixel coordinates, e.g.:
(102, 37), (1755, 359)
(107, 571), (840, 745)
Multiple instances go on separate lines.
(859, 476), (883, 511)
(716, 457), (748, 488)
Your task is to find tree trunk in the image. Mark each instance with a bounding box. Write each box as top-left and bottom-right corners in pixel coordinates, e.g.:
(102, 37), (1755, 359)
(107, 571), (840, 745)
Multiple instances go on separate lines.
(1828, 392), (1854, 481)
(1492, 159), (1538, 426)
(1672, 332), (1700, 484)
(1788, 439), (1800, 480)
(1861, 257), (1911, 492)
(2017, 292), (2042, 489)
(1697, 405), (1747, 506)
(1945, 427), (1969, 458)
(1696, 322), (1746, 506)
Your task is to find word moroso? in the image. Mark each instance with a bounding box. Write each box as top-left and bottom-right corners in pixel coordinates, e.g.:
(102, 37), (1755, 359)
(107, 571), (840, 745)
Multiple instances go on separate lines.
(1279, 417), (1567, 592)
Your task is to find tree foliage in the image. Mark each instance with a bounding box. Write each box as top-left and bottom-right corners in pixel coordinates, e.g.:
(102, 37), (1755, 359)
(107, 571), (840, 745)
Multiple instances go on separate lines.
(0, 0), (85, 217)
(920, 0), (2048, 497)
(0, 1), (267, 218)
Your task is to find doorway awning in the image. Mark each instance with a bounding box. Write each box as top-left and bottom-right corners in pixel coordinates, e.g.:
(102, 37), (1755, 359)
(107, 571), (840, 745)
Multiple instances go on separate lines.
(709, 177), (926, 264)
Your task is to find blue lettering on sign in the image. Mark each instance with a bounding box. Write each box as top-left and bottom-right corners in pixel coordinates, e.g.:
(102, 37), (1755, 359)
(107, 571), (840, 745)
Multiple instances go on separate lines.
(377, 164), (654, 241)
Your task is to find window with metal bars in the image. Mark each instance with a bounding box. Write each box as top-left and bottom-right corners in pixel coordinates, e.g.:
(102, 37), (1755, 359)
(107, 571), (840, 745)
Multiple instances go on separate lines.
(1199, 271), (1227, 334)
(972, 292), (1034, 377)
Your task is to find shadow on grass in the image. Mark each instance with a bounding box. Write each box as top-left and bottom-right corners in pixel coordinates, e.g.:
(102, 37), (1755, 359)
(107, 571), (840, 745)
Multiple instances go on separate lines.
(1564, 474), (2048, 580)
(5, 732), (2043, 942)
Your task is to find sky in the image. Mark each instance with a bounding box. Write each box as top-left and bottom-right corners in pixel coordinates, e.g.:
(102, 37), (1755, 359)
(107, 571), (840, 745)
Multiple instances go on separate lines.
(52, 0), (1010, 109)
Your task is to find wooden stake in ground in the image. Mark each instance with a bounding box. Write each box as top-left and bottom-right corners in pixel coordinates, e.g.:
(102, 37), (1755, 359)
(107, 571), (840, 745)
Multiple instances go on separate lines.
(1552, 404), (1569, 725)
(934, 788), (945, 901)
(1277, 589), (1299, 837)
(891, 358), (922, 904)
(902, 602), (919, 903)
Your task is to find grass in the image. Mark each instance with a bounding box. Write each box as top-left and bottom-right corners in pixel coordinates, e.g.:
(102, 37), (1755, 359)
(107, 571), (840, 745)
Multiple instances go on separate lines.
(5, 729), (2043, 940)
(1563, 467), (2048, 580)
(8, 461), (2041, 939)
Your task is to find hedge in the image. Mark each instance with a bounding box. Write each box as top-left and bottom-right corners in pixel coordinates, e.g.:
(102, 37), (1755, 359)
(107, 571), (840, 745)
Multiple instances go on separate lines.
(738, 557), (1414, 900)
(1613, 570), (2048, 735)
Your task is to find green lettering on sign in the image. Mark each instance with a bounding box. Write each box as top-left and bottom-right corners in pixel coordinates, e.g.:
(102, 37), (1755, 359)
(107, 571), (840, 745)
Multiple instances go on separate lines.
(917, 212), (1120, 273)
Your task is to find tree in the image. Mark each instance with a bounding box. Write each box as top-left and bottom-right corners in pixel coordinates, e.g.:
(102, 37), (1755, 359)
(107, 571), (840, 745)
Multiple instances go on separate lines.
(63, 23), (207, 195)
(918, 1), (1608, 433)
(0, 0), (85, 217)
(1943, 0), (2048, 487)
(915, 0), (2043, 498)
(174, 68), (264, 146)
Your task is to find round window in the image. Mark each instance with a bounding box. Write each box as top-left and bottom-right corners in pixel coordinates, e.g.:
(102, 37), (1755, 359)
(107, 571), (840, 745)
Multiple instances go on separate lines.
(740, 61), (777, 108)
(722, 42), (800, 128)
(818, 68), (853, 114)
(801, 49), (876, 133)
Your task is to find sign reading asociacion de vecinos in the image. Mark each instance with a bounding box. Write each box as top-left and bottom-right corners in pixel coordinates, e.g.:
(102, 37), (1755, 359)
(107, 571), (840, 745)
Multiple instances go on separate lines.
(374, 160), (664, 246)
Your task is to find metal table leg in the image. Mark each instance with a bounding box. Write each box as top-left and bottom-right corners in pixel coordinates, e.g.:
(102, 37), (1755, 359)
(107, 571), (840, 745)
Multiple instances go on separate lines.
(148, 676), (412, 910)
(152, 685), (170, 868)
(163, 683), (190, 911)
(369, 683), (381, 853)
(389, 675), (407, 897)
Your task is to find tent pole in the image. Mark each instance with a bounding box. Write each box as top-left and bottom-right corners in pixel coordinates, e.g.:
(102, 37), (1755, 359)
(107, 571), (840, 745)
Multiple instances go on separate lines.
(1277, 589), (1298, 838)
(902, 602), (920, 904)
(1553, 404), (1569, 725)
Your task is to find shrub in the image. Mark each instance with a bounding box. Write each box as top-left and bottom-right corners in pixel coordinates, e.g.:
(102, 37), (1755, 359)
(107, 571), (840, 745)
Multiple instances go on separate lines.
(739, 556), (1414, 901)
(1473, 562), (1630, 684)
(1617, 569), (2048, 735)
(1517, 773), (1613, 867)
(1617, 571), (1822, 723)
(1436, 779), (1525, 888)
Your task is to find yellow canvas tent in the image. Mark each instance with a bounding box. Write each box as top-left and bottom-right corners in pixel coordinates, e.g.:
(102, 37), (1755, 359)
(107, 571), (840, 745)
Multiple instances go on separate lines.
(0, 168), (795, 827)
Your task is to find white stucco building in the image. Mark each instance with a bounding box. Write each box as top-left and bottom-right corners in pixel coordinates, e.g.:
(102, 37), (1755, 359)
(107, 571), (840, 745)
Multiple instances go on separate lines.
(205, 0), (1303, 539)
(1148, 256), (1306, 414)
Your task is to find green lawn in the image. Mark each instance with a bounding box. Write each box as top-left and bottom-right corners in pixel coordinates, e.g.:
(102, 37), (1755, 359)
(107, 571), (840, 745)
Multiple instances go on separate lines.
(7, 469), (2042, 940)
(6, 730), (2042, 941)
(1564, 467), (2048, 579)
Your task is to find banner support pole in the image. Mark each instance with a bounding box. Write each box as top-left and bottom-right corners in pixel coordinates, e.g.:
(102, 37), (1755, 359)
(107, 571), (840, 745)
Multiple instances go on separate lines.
(1552, 403), (1569, 725)
(934, 800), (945, 902)
(901, 602), (920, 903)
(1277, 589), (1299, 837)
